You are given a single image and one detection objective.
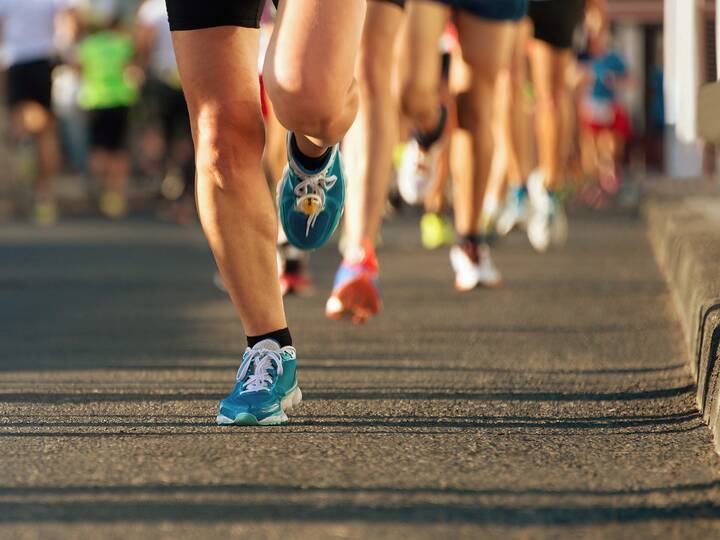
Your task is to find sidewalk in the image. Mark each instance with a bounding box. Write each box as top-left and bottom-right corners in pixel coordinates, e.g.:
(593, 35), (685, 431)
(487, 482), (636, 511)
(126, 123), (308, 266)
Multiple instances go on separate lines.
(1, 211), (720, 539)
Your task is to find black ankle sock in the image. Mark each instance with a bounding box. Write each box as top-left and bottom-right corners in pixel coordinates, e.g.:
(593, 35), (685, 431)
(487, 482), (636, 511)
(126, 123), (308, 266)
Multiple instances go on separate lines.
(284, 259), (302, 274)
(415, 105), (448, 150)
(247, 328), (293, 348)
(460, 233), (487, 246)
(290, 133), (332, 171)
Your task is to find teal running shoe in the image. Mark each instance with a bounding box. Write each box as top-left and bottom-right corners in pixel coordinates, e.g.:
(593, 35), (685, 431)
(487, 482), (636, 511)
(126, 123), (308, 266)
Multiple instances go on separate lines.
(216, 340), (302, 426)
(278, 133), (345, 251)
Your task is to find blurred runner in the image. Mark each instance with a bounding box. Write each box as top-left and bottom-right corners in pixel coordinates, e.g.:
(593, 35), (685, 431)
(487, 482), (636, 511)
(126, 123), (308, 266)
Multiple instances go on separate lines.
(136, 0), (195, 223)
(420, 32), (457, 251)
(491, 18), (533, 237)
(0, 0), (78, 225)
(167, 0), (365, 425)
(578, 20), (630, 206)
(77, 6), (138, 219)
(402, 0), (527, 292)
(525, 0), (586, 252)
(325, 0), (405, 323)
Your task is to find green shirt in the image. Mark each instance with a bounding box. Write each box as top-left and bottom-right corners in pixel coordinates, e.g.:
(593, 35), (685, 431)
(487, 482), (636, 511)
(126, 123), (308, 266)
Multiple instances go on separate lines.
(78, 30), (138, 110)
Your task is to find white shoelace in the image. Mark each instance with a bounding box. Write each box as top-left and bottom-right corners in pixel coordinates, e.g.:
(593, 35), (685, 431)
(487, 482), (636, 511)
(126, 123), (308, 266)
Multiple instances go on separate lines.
(236, 348), (284, 392)
(294, 172), (338, 237)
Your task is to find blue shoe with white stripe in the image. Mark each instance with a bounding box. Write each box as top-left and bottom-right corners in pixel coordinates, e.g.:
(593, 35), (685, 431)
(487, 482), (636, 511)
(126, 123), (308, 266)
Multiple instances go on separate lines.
(278, 133), (345, 251)
(216, 340), (302, 426)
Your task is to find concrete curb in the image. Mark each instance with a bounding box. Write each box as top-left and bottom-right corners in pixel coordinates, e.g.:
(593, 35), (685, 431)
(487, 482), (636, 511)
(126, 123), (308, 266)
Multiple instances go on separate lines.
(644, 188), (720, 449)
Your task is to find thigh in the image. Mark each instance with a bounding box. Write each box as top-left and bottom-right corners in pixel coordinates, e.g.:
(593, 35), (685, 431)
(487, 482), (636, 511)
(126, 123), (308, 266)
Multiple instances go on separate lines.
(529, 39), (571, 102)
(455, 13), (515, 81)
(171, 26), (262, 130)
(360, 0), (404, 82)
(265, 0), (366, 95)
(403, 1), (449, 92)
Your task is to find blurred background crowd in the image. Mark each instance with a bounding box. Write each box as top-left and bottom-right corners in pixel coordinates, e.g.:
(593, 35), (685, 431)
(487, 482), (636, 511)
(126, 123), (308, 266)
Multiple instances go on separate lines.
(0, 0), (709, 238)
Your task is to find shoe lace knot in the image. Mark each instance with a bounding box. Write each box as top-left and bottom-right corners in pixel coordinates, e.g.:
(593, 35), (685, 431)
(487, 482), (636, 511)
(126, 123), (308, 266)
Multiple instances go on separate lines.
(236, 348), (285, 392)
(294, 171), (338, 237)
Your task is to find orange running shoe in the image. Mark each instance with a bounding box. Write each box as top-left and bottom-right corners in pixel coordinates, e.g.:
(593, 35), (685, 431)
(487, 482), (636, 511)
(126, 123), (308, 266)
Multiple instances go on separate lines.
(325, 240), (382, 324)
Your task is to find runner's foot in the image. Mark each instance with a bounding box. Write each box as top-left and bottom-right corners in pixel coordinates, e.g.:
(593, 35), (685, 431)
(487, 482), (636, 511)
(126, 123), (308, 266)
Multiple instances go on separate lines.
(421, 212), (455, 250)
(527, 170), (568, 253)
(278, 133), (345, 250)
(33, 197), (58, 227)
(450, 241), (502, 292)
(397, 139), (441, 206)
(496, 185), (529, 236)
(326, 240), (382, 324)
(280, 267), (313, 297)
(216, 339), (302, 426)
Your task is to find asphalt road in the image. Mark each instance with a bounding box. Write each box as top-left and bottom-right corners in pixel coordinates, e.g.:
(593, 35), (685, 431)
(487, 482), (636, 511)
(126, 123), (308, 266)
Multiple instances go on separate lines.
(2, 211), (720, 539)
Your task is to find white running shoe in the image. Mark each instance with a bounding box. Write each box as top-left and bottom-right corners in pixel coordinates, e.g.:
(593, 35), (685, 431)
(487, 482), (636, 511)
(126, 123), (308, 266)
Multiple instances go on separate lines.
(527, 170), (568, 253)
(450, 244), (502, 292)
(496, 186), (529, 237)
(397, 139), (441, 206)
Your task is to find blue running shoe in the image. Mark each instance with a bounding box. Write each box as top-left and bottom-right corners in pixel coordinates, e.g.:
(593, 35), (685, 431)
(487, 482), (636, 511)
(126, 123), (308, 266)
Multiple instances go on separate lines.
(278, 133), (345, 251)
(216, 339), (302, 426)
(496, 185), (529, 237)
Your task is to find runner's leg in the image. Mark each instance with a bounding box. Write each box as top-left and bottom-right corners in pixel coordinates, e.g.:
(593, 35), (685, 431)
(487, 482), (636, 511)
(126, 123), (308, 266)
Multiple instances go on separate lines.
(451, 15), (515, 239)
(528, 39), (567, 190)
(343, 0), (404, 254)
(326, 0), (404, 323)
(263, 0), (366, 156)
(173, 27), (285, 336)
(401, 1), (448, 135)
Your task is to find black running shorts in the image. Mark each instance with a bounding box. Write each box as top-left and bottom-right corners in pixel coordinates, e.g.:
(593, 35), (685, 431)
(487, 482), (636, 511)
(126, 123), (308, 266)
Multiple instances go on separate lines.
(528, 0), (585, 50)
(436, 0), (528, 21)
(166, 0), (271, 30)
(87, 106), (130, 151)
(6, 58), (53, 109)
(372, 0), (405, 7)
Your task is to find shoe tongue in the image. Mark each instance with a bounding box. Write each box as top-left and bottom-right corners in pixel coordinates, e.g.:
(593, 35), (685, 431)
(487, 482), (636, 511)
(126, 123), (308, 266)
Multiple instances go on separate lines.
(251, 339), (281, 352)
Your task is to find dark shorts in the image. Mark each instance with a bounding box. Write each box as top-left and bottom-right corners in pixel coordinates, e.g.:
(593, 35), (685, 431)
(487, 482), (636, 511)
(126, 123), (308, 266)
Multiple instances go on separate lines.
(87, 106), (130, 151)
(6, 58), (53, 109)
(155, 82), (191, 143)
(372, 0), (405, 7)
(436, 0), (528, 21)
(167, 0), (406, 30)
(528, 0), (585, 50)
(167, 0), (269, 30)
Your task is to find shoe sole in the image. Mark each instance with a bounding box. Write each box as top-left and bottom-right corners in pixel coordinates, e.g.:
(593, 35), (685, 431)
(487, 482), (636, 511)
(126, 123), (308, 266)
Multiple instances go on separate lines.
(454, 278), (503, 292)
(326, 275), (382, 324)
(216, 386), (303, 426)
(277, 162), (345, 251)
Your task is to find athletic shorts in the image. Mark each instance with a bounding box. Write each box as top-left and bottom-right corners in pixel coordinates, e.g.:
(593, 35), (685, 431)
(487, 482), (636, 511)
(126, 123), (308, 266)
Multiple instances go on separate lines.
(372, 0), (405, 7)
(6, 58), (53, 109)
(528, 0), (585, 50)
(87, 106), (130, 151)
(436, 0), (528, 21)
(167, 0), (407, 30)
(166, 0), (271, 30)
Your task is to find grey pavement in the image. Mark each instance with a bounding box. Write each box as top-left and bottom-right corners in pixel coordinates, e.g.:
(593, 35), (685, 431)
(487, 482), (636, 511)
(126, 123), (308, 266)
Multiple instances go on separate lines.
(2, 211), (720, 539)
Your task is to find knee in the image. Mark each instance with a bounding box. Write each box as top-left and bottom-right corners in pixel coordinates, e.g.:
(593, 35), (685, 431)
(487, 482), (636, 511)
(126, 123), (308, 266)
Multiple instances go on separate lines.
(401, 78), (437, 122)
(263, 66), (348, 138)
(192, 103), (265, 193)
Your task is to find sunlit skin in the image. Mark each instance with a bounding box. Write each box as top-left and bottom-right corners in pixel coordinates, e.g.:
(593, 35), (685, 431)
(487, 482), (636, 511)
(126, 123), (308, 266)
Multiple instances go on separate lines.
(343, 1), (404, 255)
(449, 17), (516, 236)
(171, 1), (366, 336)
(10, 102), (60, 199)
